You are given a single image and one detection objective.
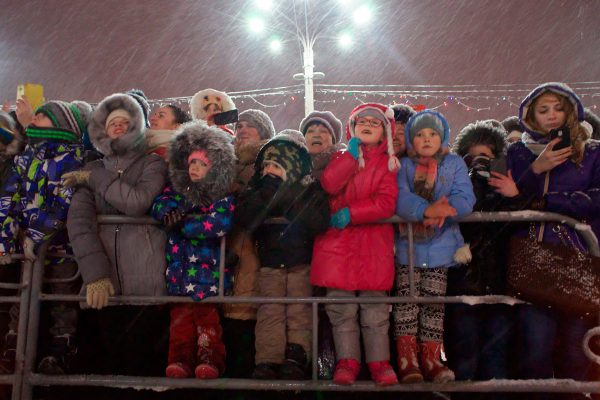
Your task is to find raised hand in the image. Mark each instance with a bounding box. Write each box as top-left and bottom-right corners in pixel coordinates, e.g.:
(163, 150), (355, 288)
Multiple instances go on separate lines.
(531, 138), (572, 174)
(488, 170), (519, 198)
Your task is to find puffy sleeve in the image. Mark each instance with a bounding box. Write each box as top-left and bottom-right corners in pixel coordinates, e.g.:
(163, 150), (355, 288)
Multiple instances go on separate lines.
(88, 155), (167, 217)
(26, 150), (83, 250)
(67, 186), (111, 285)
(320, 151), (358, 196)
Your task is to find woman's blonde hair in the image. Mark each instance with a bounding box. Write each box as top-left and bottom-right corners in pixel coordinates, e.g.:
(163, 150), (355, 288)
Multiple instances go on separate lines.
(524, 91), (588, 164)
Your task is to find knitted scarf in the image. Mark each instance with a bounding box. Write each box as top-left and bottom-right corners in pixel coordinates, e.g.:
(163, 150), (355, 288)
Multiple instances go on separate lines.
(146, 129), (175, 154)
(399, 156), (438, 242)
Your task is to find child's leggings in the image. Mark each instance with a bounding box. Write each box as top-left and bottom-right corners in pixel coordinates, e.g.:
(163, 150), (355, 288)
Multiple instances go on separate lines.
(393, 265), (448, 342)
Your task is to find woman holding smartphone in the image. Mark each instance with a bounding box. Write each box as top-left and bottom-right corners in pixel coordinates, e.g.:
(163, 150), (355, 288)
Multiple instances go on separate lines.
(506, 82), (600, 397)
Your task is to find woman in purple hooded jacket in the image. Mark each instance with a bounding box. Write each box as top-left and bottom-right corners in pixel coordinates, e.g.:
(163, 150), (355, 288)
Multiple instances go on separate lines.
(507, 82), (600, 393)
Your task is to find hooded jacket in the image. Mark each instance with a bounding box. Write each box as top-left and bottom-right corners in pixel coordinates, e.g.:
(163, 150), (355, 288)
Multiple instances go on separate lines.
(448, 121), (528, 295)
(395, 112), (475, 268)
(235, 136), (330, 269)
(0, 112), (84, 255)
(311, 139), (399, 291)
(151, 122), (236, 301)
(67, 93), (168, 297)
(507, 82), (600, 250)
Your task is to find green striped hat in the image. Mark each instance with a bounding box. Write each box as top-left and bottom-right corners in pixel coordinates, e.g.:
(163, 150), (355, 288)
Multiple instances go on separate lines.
(27, 100), (92, 143)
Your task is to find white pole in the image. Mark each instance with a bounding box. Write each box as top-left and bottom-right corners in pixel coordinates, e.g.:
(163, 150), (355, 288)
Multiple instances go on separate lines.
(302, 43), (315, 116)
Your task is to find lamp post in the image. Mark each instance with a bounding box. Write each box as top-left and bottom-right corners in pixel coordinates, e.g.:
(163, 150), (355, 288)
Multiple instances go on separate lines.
(248, 0), (372, 116)
(293, 37), (325, 115)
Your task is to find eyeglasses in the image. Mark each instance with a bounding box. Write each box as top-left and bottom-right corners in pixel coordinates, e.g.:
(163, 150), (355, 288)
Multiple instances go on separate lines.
(355, 118), (383, 128)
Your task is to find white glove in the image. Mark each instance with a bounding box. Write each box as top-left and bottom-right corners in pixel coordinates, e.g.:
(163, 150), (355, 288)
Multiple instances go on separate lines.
(453, 243), (472, 265)
(23, 237), (36, 262)
(86, 278), (115, 310)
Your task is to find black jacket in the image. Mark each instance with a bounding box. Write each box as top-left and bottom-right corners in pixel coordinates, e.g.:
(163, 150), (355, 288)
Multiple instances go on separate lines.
(235, 174), (330, 268)
(447, 169), (531, 296)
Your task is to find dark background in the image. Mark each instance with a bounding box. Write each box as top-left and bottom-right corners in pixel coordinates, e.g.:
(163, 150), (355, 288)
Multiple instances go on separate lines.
(1, 0), (599, 139)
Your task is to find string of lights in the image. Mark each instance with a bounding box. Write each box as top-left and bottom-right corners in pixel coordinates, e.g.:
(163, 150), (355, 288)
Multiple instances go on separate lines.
(145, 85), (600, 112)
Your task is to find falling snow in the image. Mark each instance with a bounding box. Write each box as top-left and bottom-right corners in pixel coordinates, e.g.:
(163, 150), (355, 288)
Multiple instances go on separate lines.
(1, 0), (599, 136)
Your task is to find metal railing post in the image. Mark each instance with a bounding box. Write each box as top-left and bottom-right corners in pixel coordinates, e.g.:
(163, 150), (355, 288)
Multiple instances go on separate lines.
(19, 244), (48, 400)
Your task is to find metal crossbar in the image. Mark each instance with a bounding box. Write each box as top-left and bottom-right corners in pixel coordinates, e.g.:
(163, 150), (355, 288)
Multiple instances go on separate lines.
(4, 211), (600, 399)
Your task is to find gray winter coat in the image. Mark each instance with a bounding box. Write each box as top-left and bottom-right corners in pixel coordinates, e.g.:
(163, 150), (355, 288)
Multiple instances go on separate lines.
(67, 93), (168, 298)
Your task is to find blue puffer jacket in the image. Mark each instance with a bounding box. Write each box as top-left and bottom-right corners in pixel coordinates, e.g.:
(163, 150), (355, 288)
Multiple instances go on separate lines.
(152, 185), (235, 301)
(396, 154), (475, 268)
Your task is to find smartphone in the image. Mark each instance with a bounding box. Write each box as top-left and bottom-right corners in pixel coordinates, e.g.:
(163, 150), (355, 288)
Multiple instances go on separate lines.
(213, 109), (238, 126)
(490, 157), (508, 175)
(17, 83), (45, 111)
(549, 126), (571, 150)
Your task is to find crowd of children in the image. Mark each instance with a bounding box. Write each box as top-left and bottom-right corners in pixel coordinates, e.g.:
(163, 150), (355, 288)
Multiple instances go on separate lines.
(0, 82), (598, 399)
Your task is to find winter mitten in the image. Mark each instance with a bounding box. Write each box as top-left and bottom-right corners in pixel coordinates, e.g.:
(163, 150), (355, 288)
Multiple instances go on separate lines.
(23, 237), (36, 262)
(164, 211), (184, 232)
(0, 254), (12, 265)
(61, 171), (91, 188)
(453, 243), (472, 264)
(330, 208), (350, 229)
(347, 137), (361, 160)
(86, 278), (115, 310)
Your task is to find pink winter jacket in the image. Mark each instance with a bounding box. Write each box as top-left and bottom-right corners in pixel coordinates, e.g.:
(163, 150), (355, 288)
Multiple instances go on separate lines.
(310, 141), (398, 291)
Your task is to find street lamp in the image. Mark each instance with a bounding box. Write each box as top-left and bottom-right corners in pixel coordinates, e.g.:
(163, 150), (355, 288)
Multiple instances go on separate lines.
(247, 1), (374, 116)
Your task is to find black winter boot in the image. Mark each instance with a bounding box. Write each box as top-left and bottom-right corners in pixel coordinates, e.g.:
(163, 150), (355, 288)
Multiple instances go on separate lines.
(280, 343), (308, 380)
(37, 334), (77, 374)
(252, 363), (280, 380)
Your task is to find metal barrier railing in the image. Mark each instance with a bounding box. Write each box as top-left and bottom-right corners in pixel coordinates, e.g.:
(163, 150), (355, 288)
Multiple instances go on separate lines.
(6, 211), (600, 399)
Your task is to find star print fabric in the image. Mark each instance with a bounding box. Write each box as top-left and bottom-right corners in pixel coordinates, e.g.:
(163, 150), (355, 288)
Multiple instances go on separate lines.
(152, 185), (235, 301)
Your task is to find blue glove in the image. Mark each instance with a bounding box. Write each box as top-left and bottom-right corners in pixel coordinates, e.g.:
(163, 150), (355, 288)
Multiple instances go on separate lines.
(330, 207), (351, 229)
(347, 137), (361, 160)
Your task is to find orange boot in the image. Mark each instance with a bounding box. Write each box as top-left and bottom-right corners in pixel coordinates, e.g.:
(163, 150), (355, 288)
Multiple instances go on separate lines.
(396, 335), (424, 383)
(419, 341), (455, 383)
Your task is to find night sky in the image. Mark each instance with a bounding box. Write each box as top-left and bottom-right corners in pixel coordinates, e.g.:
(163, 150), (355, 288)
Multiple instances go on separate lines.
(1, 0), (599, 138)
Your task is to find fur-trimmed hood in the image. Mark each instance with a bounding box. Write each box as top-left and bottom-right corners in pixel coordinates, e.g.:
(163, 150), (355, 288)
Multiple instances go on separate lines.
(89, 93), (146, 156)
(169, 121), (236, 206)
(453, 120), (506, 158)
(235, 139), (268, 165)
(584, 108), (600, 140)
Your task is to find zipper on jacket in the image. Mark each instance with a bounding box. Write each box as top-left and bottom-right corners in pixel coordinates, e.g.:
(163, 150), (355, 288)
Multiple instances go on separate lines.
(114, 224), (123, 291)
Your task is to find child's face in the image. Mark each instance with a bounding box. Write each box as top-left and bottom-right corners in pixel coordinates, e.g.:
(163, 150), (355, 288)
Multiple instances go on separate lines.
(393, 122), (406, 155)
(262, 161), (284, 179)
(533, 93), (567, 134)
(150, 106), (178, 130)
(107, 117), (130, 139)
(305, 123), (333, 154)
(467, 144), (494, 159)
(354, 117), (384, 146)
(188, 158), (210, 182)
(412, 128), (441, 157)
(31, 113), (53, 128)
(235, 121), (261, 145)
